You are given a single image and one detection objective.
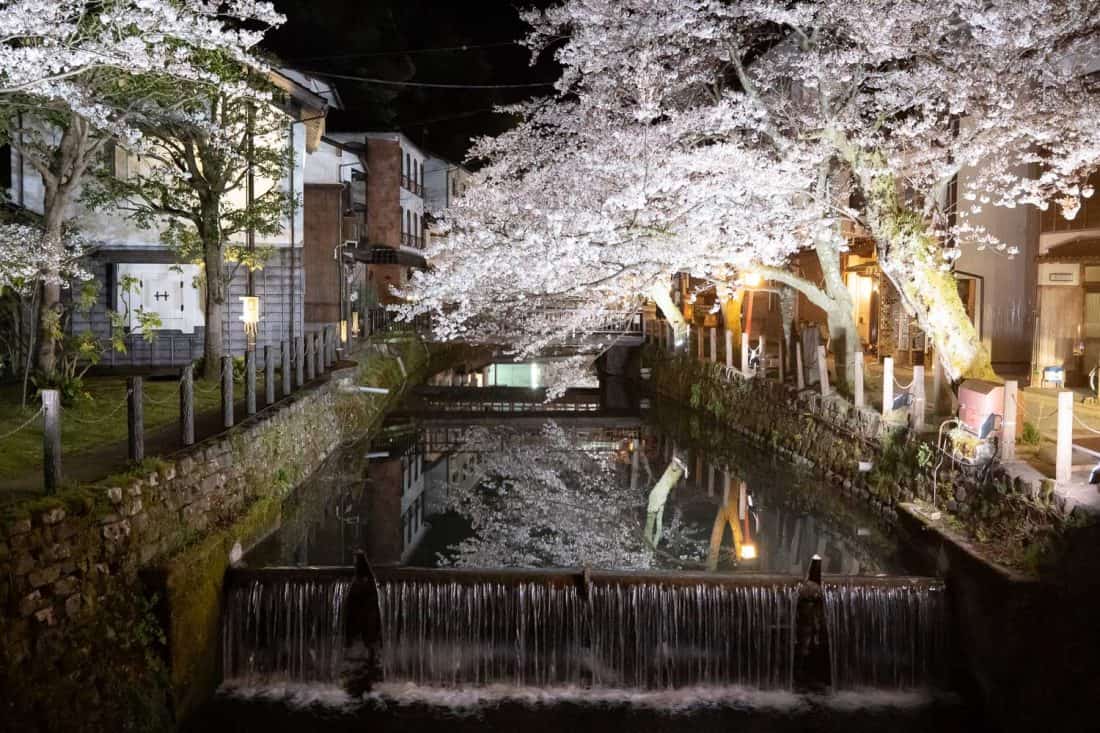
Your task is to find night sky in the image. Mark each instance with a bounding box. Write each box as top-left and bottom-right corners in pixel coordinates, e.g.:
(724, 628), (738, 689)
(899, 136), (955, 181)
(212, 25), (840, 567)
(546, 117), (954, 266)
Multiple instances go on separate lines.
(265, 0), (561, 164)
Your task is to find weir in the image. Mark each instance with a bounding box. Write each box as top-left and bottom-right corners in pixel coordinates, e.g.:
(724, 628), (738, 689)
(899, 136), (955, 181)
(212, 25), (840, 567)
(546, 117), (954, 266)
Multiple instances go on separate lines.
(221, 566), (947, 692)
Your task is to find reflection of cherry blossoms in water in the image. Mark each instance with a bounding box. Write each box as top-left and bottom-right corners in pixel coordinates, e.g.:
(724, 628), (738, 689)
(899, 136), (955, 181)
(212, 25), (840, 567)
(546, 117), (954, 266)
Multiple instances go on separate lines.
(439, 421), (704, 569)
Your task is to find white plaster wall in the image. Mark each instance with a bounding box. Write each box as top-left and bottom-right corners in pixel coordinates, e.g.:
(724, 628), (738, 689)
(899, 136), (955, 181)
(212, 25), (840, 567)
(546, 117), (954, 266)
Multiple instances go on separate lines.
(953, 118), (1040, 367)
(11, 110), (305, 252)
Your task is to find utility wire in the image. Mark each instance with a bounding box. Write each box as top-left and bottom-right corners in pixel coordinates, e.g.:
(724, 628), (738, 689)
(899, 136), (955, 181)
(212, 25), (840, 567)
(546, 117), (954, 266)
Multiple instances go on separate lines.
(300, 71), (555, 90)
(289, 40), (524, 62)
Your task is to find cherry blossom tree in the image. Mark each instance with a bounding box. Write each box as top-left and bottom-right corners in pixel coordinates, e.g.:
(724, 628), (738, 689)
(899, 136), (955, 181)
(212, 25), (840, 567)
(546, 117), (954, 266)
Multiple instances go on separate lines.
(412, 0), (1100, 385)
(0, 0), (283, 376)
(85, 62), (293, 380)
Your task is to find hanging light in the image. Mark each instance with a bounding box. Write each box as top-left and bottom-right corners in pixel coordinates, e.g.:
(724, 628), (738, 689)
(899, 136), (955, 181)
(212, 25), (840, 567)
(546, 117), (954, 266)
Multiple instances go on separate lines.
(351, 311), (360, 337)
(741, 270), (762, 288)
(340, 319), (348, 344)
(739, 543), (758, 560)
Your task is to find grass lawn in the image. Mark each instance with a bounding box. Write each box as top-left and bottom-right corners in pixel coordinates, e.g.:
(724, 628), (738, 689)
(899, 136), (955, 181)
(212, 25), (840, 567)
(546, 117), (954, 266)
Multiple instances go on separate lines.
(0, 375), (248, 481)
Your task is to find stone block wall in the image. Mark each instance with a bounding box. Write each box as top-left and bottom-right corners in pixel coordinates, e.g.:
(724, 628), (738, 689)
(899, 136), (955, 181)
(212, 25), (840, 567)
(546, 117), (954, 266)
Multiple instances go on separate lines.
(0, 337), (430, 730)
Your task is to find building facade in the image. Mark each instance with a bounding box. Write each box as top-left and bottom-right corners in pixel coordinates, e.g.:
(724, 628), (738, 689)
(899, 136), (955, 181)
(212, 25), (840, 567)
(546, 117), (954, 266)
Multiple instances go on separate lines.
(4, 69), (340, 369)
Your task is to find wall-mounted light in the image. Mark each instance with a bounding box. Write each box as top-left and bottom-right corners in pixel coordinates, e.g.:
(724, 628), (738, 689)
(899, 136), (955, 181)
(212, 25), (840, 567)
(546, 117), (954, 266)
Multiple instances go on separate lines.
(739, 543), (758, 560)
(239, 296), (260, 347)
(741, 271), (762, 288)
(351, 311), (360, 337)
(340, 319), (348, 344)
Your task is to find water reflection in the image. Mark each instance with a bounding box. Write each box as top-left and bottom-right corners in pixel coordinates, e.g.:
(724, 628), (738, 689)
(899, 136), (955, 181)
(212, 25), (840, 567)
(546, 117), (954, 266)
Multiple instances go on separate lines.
(248, 405), (900, 575)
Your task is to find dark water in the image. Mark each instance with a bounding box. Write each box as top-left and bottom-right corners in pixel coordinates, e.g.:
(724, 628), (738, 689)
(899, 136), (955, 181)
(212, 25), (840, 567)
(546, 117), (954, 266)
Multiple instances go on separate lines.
(247, 402), (902, 575)
(205, 397), (972, 729)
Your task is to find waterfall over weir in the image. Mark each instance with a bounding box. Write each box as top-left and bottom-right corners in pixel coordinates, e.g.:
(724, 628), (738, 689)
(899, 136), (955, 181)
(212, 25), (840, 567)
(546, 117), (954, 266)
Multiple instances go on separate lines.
(221, 568), (946, 692)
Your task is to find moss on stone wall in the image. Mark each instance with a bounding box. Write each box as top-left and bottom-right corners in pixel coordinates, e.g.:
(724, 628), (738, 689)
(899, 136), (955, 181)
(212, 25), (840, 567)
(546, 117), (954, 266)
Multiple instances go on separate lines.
(0, 337), (443, 732)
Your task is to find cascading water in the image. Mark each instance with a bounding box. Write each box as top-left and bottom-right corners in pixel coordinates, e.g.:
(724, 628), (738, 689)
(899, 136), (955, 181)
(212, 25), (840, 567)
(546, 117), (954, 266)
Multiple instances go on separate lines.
(823, 583), (948, 689)
(222, 571), (949, 692)
(223, 575), (799, 689)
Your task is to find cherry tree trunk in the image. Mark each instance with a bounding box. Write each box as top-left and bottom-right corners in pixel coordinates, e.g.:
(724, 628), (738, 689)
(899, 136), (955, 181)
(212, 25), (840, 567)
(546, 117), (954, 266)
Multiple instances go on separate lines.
(202, 237), (227, 382)
(862, 170), (996, 384)
(33, 208), (66, 376)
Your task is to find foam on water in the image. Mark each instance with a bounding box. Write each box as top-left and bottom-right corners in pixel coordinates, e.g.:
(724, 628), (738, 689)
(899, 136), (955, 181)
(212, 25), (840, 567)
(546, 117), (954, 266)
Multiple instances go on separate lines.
(218, 681), (945, 716)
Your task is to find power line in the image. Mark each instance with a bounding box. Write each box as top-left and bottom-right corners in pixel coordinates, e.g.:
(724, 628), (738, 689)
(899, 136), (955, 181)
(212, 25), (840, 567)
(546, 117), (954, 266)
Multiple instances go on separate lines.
(301, 71), (555, 90)
(289, 40), (524, 63)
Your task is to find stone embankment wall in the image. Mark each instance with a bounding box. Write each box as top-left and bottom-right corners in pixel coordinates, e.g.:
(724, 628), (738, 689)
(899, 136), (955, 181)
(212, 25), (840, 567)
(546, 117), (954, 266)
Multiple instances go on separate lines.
(0, 337), (433, 731)
(649, 350), (1063, 560)
(650, 349), (1100, 733)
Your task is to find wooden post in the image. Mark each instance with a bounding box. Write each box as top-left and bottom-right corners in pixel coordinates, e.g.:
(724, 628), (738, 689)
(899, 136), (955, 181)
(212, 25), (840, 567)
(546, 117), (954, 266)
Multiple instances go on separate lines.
(294, 336), (305, 387)
(725, 329), (733, 369)
(1056, 390), (1073, 483)
(854, 352), (865, 408)
(42, 389), (61, 494)
(315, 332), (324, 375)
(180, 365), (194, 446)
(795, 342), (805, 390)
(911, 365), (926, 430)
(127, 376), (144, 462)
(883, 357), (895, 417)
(709, 327), (717, 363)
(741, 332), (750, 374)
(305, 333), (315, 381)
(817, 344), (830, 396)
(245, 349), (257, 416)
(777, 338), (784, 382)
(696, 325), (704, 361)
(221, 355), (234, 429)
(264, 344), (276, 406)
(1002, 380), (1018, 461)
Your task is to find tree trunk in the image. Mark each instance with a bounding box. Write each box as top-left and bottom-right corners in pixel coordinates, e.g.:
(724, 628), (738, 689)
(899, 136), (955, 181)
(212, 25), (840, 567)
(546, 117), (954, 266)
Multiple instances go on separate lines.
(860, 166), (996, 383)
(33, 206), (66, 376)
(816, 238), (861, 394)
(201, 211), (226, 381)
(649, 281), (688, 351)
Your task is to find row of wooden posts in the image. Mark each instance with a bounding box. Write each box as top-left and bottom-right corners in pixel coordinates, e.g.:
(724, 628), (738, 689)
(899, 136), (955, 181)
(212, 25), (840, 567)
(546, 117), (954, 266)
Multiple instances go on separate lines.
(41, 326), (340, 493)
(648, 320), (1035, 469)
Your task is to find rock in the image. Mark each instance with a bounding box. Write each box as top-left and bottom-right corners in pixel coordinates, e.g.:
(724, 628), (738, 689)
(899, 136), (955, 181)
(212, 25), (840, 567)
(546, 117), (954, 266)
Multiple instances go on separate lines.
(947, 500), (959, 513)
(106, 486), (124, 504)
(65, 593), (82, 618)
(52, 576), (78, 598)
(39, 507), (66, 525)
(28, 565), (60, 589)
(43, 543), (71, 563)
(33, 606), (57, 626)
(7, 518), (31, 535)
(101, 521), (131, 543)
(19, 590), (44, 617)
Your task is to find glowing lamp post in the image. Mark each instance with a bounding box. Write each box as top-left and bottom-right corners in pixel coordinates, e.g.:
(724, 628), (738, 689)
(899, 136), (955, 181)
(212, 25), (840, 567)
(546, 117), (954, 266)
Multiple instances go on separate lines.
(239, 295), (260, 350)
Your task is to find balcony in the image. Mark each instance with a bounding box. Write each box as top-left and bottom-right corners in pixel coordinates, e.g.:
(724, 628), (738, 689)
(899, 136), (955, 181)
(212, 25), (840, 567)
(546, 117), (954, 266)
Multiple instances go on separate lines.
(401, 233), (425, 250)
(400, 175), (423, 196)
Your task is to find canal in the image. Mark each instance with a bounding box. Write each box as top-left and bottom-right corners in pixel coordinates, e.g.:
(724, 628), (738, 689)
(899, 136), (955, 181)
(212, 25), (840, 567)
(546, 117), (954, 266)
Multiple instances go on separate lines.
(188, 387), (988, 731)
